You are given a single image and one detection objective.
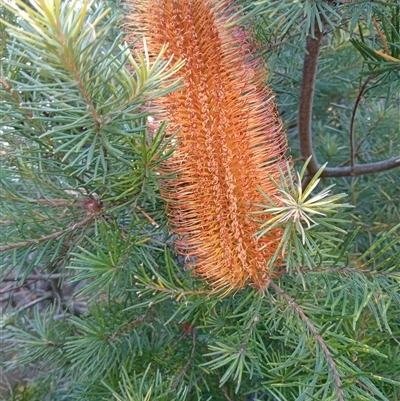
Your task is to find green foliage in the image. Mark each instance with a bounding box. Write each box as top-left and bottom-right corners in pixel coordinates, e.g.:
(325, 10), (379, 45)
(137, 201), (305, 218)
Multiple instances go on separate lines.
(254, 159), (352, 272)
(351, 5), (400, 80)
(101, 366), (189, 401)
(1, 0), (399, 400)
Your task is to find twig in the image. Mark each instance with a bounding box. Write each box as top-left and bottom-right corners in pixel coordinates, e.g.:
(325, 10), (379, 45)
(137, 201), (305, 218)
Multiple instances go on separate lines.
(171, 330), (196, 389)
(0, 195), (78, 207)
(143, 284), (210, 297)
(54, 312), (72, 320)
(136, 206), (159, 227)
(0, 215), (94, 252)
(349, 75), (375, 169)
(52, 290), (63, 315)
(0, 282), (18, 300)
(340, 112), (382, 167)
(292, 157), (306, 163)
(374, 50), (400, 62)
(269, 280), (345, 401)
(0, 282), (31, 295)
(111, 311), (150, 338)
(17, 294), (53, 312)
(1, 273), (68, 281)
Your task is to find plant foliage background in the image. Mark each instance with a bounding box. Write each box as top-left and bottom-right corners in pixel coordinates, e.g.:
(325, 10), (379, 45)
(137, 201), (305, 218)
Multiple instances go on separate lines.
(0, 0), (399, 400)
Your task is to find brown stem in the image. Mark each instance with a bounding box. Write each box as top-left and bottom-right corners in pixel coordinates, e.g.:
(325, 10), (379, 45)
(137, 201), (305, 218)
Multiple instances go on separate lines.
(349, 75), (375, 168)
(111, 311), (150, 338)
(0, 196), (80, 207)
(322, 157), (400, 177)
(0, 215), (94, 252)
(1, 273), (67, 281)
(17, 294), (53, 312)
(339, 108), (382, 168)
(298, 27), (324, 175)
(269, 280), (345, 401)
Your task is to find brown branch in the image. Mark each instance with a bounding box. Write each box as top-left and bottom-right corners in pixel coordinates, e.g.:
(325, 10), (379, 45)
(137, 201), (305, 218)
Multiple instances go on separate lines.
(111, 311), (151, 339)
(136, 205), (159, 227)
(339, 108), (382, 168)
(52, 24), (109, 160)
(298, 27), (400, 183)
(142, 284), (210, 298)
(0, 215), (94, 252)
(52, 25), (103, 136)
(322, 157), (400, 177)
(269, 280), (345, 401)
(17, 294), (53, 312)
(298, 27), (324, 175)
(0, 196), (79, 207)
(0, 281), (39, 295)
(1, 273), (68, 281)
(349, 75), (375, 168)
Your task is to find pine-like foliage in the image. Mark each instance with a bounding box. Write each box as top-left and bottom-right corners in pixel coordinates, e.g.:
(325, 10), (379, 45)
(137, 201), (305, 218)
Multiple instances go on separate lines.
(0, 0), (399, 401)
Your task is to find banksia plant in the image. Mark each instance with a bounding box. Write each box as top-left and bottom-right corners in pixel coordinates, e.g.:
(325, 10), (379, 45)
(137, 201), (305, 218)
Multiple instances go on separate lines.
(2, 0), (400, 399)
(125, 0), (289, 293)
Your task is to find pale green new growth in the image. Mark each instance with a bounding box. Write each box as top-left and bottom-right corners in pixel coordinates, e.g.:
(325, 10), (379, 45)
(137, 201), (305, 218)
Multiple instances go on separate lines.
(256, 158), (351, 242)
(253, 157), (352, 271)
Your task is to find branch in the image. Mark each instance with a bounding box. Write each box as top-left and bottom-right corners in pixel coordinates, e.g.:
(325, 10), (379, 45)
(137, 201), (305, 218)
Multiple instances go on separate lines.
(349, 75), (375, 168)
(17, 294), (53, 312)
(1, 273), (68, 281)
(298, 27), (324, 175)
(0, 215), (94, 252)
(110, 311), (151, 339)
(298, 29), (400, 184)
(269, 280), (345, 401)
(0, 196), (79, 207)
(322, 156), (400, 177)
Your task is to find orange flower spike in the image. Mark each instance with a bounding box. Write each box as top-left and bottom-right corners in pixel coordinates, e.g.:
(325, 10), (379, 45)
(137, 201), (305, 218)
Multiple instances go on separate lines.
(125, 0), (289, 293)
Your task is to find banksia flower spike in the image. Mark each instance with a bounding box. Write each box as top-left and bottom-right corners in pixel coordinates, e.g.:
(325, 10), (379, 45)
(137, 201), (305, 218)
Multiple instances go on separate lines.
(125, 0), (289, 293)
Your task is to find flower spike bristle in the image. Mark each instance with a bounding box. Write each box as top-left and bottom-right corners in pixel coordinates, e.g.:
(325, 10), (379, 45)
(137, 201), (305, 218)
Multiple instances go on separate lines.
(125, 0), (290, 294)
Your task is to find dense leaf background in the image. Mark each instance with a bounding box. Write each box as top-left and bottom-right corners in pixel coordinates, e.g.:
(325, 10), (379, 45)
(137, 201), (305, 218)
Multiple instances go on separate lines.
(0, 0), (399, 400)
